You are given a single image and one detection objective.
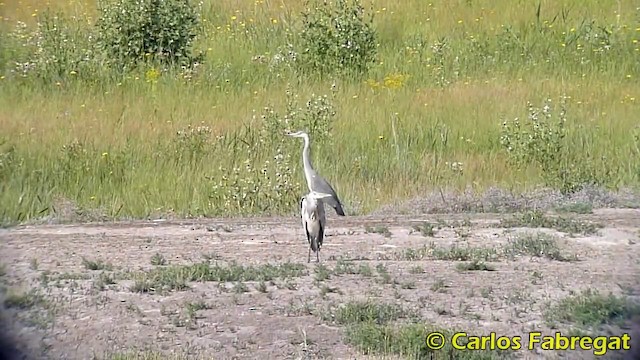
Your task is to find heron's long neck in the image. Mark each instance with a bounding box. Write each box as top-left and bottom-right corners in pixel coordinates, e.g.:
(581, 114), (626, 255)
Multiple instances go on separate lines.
(302, 137), (314, 177)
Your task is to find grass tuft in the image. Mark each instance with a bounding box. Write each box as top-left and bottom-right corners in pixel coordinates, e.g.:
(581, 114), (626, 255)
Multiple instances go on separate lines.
(412, 222), (436, 237)
(424, 244), (499, 262)
(344, 322), (512, 359)
(4, 288), (46, 309)
(456, 260), (496, 272)
(82, 257), (113, 271)
(365, 225), (392, 238)
(150, 253), (167, 266)
(499, 210), (603, 236)
(333, 300), (414, 325)
(544, 289), (640, 328)
(505, 232), (577, 261)
(129, 261), (306, 294)
(554, 202), (594, 214)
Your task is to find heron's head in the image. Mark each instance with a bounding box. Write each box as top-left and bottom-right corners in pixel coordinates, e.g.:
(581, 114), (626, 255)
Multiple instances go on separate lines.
(285, 130), (308, 139)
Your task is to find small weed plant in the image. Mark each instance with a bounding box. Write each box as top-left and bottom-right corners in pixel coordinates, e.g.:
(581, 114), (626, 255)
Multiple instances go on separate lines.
(6, 11), (97, 83)
(500, 97), (613, 194)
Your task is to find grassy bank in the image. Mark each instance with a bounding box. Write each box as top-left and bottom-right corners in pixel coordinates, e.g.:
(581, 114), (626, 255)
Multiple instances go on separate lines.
(0, 0), (639, 225)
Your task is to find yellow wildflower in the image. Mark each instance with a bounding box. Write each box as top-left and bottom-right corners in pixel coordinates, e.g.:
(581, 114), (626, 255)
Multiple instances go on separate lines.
(145, 67), (160, 83)
(383, 73), (409, 89)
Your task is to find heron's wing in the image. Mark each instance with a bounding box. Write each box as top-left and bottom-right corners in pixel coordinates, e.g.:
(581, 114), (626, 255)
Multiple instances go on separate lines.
(317, 198), (326, 221)
(312, 175), (345, 216)
(318, 220), (324, 249)
(300, 196), (308, 236)
(304, 221), (311, 244)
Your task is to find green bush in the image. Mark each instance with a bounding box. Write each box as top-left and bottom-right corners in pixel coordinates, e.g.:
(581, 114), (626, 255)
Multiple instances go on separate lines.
(95, 0), (202, 71)
(296, 0), (377, 78)
(500, 97), (613, 194)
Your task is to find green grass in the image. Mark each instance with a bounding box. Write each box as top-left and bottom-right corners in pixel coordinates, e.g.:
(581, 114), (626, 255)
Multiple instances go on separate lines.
(399, 230), (577, 262)
(544, 289), (640, 328)
(103, 351), (191, 360)
(3, 288), (47, 310)
(129, 261), (307, 294)
(498, 210), (604, 236)
(345, 323), (515, 359)
(332, 301), (513, 359)
(150, 253), (167, 266)
(3, 287), (56, 329)
(365, 225), (392, 238)
(331, 300), (416, 325)
(455, 260), (496, 272)
(554, 201), (594, 214)
(1, 0), (639, 225)
(334, 259), (375, 276)
(403, 243), (500, 262)
(92, 271), (116, 291)
(82, 257), (113, 271)
(313, 263), (331, 282)
(504, 232), (578, 261)
(412, 222), (436, 237)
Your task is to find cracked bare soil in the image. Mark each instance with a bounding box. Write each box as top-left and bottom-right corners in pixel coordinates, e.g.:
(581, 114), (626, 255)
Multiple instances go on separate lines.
(0, 209), (639, 360)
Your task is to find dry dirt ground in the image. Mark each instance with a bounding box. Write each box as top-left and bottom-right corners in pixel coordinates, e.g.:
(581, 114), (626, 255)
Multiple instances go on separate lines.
(0, 209), (639, 360)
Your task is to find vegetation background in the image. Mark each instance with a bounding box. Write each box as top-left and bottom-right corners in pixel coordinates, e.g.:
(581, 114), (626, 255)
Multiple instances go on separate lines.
(0, 0), (638, 226)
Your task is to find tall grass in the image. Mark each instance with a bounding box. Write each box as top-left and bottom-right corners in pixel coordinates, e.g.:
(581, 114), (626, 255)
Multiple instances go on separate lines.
(1, 0), (639, 225)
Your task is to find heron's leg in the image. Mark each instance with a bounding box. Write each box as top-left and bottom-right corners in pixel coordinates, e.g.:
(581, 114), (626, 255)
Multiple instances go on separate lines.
(317, 248), (320, 263)
(307, 247), (311, 263)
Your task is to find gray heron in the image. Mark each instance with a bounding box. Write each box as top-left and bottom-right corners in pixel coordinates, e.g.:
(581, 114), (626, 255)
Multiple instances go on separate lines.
(286, 130), (346, 216)
(300, 191), (334, 263)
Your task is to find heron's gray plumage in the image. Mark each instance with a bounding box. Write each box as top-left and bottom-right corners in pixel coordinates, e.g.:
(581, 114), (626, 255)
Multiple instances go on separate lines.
(300, 191), (332, 263)
(287, 131), (346, 216)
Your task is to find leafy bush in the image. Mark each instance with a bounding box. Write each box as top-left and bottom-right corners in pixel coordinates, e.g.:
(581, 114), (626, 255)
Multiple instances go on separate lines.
(3, 0), (203, 81)
(295, 0), (377, 78)
(500, 97), (567, 177)
(500, 97), (613, 194)
(95, 0), (202, 71)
